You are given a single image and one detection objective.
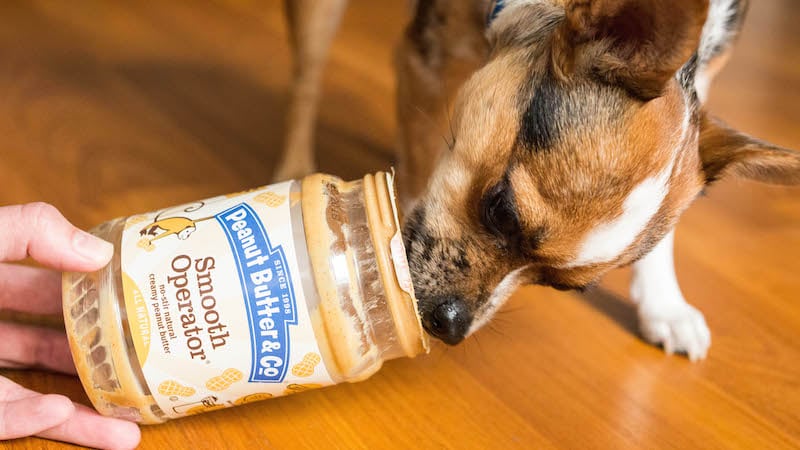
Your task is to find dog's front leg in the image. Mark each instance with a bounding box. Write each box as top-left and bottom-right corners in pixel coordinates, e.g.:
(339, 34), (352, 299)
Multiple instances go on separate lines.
(273, 0), (348, 182)
(630, 229), (711, 361)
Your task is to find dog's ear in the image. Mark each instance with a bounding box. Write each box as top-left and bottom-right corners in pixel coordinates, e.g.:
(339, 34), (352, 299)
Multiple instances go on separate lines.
(699, 113), (800, 185)
(552, 0), (708, 100)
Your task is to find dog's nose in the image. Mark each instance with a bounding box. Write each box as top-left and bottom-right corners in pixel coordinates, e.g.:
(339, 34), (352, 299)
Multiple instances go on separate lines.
(422, 297), (471, 345)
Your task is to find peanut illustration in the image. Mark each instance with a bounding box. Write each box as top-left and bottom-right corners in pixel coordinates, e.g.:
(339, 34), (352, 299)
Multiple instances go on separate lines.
(233, 392), (274, 406)
(158, 380), (196, 397)
(205, 368), (244, 392)
(185, 404), (227, 416)
(125, 215), (149, 229)
(291, 352), (321, 378)
(137, 237), (155, 252)
(254, 191), (286, 208)
(284, 383), (323, 395)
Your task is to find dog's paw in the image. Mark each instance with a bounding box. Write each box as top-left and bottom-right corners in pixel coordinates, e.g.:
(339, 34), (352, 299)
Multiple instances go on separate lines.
(638, 301), (710, 362)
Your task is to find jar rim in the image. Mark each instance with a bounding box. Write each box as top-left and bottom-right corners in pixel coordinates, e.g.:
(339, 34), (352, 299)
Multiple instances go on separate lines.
(361, 171), (430, 358)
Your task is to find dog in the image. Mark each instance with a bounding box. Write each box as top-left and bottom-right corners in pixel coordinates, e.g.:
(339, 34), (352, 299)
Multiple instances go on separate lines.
(273, 0), (800, 361)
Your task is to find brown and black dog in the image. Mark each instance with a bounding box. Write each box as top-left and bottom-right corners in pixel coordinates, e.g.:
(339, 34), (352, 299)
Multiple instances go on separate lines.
(274, 0), (800, 360)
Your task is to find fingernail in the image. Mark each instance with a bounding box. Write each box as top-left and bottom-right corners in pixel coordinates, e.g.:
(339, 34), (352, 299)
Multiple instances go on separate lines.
(73, 230), (114, 264)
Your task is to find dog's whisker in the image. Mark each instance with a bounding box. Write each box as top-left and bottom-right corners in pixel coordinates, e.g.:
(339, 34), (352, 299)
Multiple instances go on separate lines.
(496, 305), (528, 315)
(486, 321), (508, 339)
(470, 333), (486, 360)
(411, 104), (455, 151)
(443, 80), (457, 151)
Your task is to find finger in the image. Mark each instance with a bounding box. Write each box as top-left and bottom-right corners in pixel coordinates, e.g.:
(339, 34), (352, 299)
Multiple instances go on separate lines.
(0, 393), (74, 439)
(37, 402), (141, 450)
(0, 203), (113, 271)
(0, 264), (62, 315)
(0, 322), (77, 374)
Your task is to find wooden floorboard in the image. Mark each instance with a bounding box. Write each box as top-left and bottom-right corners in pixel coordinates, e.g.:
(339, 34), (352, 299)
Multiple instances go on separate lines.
(0, 1), (798, 448)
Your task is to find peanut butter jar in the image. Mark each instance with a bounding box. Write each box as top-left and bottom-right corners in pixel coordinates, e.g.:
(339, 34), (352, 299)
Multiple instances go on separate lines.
(62, 171), (429, 424)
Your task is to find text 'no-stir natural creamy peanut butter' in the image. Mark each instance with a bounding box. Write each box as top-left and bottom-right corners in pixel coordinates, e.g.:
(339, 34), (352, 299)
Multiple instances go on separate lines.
(62, 171), (429, 424)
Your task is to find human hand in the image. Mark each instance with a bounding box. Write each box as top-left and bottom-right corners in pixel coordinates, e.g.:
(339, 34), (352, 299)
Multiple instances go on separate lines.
(0, 203), (141, 449)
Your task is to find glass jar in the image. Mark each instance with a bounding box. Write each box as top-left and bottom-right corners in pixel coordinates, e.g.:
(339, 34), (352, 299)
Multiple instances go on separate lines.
(62, 171), (428, 424)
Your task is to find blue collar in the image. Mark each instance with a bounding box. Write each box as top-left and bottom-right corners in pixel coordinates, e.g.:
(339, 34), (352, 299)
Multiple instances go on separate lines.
(487, 0), (506, 26)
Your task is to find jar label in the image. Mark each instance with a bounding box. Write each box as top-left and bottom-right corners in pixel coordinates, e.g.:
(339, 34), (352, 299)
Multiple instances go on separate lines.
(120, 182), (333, 418)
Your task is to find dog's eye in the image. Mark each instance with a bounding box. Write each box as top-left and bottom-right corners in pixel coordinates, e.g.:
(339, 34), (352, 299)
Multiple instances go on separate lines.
(480, 180), (521, 242)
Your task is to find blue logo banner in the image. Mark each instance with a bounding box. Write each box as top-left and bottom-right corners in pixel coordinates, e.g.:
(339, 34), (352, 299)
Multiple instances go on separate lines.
(215, 203), (297, 383)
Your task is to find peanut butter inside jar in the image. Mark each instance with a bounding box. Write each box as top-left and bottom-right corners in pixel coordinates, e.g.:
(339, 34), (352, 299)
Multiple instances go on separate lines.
(62, 171), (429, 424)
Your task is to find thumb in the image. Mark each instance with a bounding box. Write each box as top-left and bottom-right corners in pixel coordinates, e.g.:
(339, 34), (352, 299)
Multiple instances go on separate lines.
(0, 203), (113, 271)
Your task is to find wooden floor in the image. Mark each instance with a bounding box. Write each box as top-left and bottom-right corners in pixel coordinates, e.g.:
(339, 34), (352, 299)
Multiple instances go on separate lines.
(1, 1), (798, 448)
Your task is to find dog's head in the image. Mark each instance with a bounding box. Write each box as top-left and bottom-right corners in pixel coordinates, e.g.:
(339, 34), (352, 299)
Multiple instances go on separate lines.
(403, 0), (800, 345)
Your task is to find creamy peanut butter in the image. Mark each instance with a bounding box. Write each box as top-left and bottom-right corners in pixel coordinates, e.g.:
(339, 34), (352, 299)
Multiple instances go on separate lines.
(63, 171), (428, 424)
